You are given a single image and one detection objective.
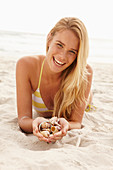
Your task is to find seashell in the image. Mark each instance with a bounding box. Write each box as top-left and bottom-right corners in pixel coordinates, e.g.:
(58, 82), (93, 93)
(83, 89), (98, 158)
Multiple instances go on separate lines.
(49, 117), (58, 125)
(51, 126), (59, 133)
(42, 128), (51, 132)
(40, 131), (50, 138)
(56, 126), (61, 131)
(39, 121), (51, 131)
(39, 119), (62, 138)
(41, 122), (51, 129)
(50, 120), (56, 125)
(54, 121), (61, 128)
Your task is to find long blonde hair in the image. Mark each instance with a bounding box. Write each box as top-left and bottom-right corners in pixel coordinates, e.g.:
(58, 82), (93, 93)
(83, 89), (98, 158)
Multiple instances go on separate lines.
(46, 17), (89, 119)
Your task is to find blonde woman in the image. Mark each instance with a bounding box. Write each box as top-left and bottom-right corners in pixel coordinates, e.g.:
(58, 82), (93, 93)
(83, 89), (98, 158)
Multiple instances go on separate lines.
(16, 17), (93, 143)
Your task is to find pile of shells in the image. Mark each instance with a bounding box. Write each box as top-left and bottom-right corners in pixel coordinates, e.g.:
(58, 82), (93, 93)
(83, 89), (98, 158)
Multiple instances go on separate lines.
(39, 119), (61, 138)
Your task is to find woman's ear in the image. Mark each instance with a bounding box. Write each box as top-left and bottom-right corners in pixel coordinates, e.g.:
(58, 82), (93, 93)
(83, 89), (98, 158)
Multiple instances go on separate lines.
(47, 33), (52, 42)
(46, 33), (52, 51)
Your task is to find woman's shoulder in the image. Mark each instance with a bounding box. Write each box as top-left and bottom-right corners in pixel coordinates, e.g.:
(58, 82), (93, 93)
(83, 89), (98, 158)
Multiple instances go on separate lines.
(16, 55), (46, 74)
(16, 55), (46, 91)
(16, 55), (45, 76)
(86, 63), (93, 75)
(86, 64), (93, 83)
(16, 55), (45, 68)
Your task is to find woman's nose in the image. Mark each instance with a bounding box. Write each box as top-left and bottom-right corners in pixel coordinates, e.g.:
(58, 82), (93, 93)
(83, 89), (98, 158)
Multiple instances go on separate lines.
(59, 50), (67, 60)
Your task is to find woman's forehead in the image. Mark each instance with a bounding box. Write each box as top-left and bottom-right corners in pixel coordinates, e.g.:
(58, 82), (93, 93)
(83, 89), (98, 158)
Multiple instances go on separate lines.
(52, 29), (79, 49)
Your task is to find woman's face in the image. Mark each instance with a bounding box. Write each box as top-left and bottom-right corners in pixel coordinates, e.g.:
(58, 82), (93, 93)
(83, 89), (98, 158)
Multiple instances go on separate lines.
(46, 29), (79, 73)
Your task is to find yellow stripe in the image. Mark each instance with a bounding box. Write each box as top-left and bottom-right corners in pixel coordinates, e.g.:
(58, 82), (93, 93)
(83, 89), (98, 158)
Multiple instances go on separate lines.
(32, 100), (46, 108)
(38, 59), (45, 88)
(32, 100), (53, 112)
(33, 91), (41, 98)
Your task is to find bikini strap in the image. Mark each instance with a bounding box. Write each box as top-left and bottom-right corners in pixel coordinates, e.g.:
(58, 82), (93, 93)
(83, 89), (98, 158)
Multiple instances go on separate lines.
(38, 58), (45, 89)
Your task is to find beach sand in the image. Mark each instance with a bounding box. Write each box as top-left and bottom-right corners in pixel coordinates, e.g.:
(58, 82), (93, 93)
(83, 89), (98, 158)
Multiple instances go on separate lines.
(0, 56), (113, 170)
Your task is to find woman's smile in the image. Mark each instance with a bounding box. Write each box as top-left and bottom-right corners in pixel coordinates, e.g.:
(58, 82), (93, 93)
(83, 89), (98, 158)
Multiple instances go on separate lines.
(53, 56), (66, 67)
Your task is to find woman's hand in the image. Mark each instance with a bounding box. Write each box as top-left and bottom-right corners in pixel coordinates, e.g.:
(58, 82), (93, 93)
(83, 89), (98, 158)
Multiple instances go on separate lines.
(48, 117), (70, 143)
(32, 117), (50, 142)
(32, 117), (70, 143)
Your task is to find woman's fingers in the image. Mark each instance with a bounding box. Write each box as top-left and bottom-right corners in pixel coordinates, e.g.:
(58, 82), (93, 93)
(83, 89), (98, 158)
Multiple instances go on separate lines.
(32, 119), (39, 132)
(34, 131), (49, 142)
(49, 131), (64, 141)
(32, 117), (69, 143)
(38, 136), (49, 142)
(62, 124), (69, 135)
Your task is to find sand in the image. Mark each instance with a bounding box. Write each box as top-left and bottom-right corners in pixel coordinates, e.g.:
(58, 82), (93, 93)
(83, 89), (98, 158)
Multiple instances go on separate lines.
(0, 57), (113, 170)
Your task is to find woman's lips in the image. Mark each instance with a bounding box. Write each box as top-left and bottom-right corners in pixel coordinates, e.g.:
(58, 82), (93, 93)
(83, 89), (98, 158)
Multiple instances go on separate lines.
(53, 57), (65, 66)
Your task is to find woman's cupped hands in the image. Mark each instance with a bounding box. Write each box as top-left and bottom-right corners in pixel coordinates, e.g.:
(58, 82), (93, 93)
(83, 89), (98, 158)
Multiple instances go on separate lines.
(32, 116), (70, 143)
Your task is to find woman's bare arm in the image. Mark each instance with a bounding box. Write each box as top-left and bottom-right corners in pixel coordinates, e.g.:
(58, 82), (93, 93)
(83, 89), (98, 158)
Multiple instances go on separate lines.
(16, 56), (37, 133)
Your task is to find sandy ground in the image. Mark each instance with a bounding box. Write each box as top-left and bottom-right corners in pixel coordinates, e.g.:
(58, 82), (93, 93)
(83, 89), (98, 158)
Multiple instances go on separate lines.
(0, 57), (113, 170)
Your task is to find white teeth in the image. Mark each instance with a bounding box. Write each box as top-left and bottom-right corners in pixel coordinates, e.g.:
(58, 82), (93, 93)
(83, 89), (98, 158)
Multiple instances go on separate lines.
(54, 58), (64, 65)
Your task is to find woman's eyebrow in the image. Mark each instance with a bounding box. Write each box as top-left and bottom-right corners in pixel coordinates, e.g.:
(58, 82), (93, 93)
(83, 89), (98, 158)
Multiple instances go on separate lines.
(70, 48), (78, 53)
(56, 40), (78, 52)
(56, 40), (65, 45)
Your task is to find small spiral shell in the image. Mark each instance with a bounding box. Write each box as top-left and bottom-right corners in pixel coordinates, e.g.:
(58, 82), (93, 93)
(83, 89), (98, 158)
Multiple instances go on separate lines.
(40, 131), (50, 138)
(51, 126), (59, 133)
(39, 119), (61, 138)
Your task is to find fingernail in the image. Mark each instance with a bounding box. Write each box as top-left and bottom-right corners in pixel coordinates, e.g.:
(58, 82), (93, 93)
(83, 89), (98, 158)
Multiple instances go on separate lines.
(35, 128), (38, 133)
(63, 130), (66, 134)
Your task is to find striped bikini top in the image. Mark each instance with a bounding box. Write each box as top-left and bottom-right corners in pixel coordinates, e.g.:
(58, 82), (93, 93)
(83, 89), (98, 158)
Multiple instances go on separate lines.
(32, 59), (53, 113)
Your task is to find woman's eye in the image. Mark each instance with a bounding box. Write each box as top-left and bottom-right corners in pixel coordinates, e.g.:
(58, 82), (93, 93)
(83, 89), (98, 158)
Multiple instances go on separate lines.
(69, 50), (76, 55)
(57, 43), (63, 48)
